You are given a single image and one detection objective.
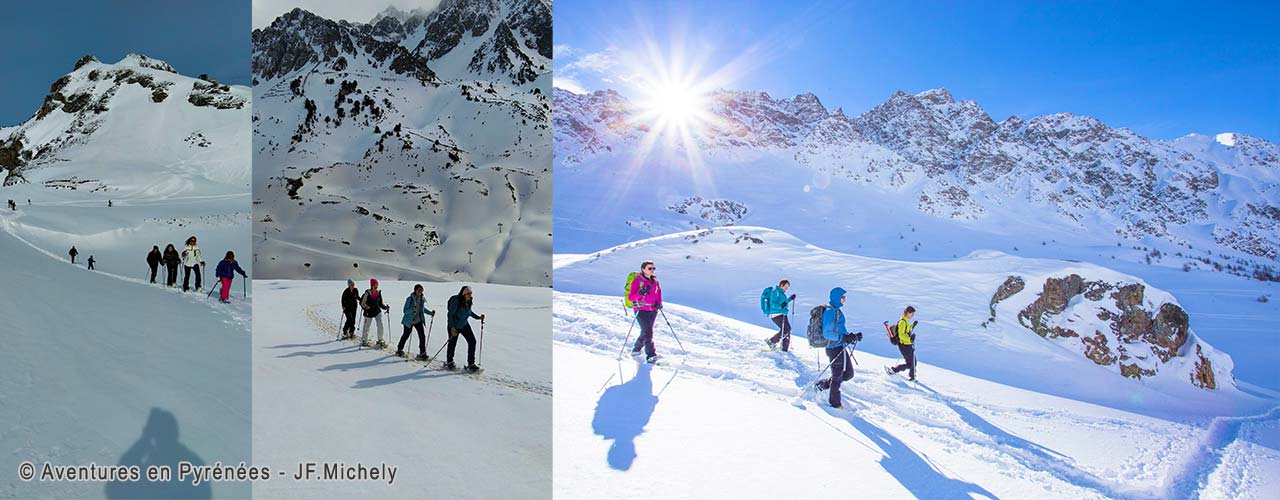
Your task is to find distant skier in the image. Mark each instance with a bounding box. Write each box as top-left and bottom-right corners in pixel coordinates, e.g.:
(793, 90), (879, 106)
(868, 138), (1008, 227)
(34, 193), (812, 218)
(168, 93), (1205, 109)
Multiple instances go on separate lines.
(340, 279), (359, 339)
(627, 261), (663, 363)
(181, 236), (203, 292)
(445, 286), (484, 371)
(146, 246), (162, 283)
(815, 287), (862, 409)
(163, 243), (181, 287)
(108, 200), (113, 207)
(87, 255), (96, 270)
(69, 246), (79, 264)
(762, 279), (797, 351)
(359, 279), (390, 348)
(397, 284), (435, 360)
(214, 251), (248, 303)
(885, 306), (918, 381)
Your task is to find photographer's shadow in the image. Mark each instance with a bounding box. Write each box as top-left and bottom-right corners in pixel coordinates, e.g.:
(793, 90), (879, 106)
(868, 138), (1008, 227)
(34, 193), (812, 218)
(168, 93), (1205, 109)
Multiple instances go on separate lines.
(104, 408), (211, 500)
(592, 362), (659, 471)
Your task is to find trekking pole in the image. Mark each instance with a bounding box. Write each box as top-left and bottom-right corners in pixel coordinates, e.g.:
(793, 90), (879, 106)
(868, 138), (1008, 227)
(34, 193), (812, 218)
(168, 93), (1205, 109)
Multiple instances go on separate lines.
(478, 319), (485, 366)
(423, 315), (435, 358)
(206, 281), (219, 299)
(430, 337), (450, 363)
(801, 348), (844, 391)
(616, 310), (639, 360)
(659, 309), (687, 354)
(242, 278), (246, 298)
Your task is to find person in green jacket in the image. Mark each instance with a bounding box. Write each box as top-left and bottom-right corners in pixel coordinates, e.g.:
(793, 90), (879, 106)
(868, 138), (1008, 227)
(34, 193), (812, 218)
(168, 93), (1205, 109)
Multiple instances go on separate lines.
(761, 279), (796, 351)
(886, 306), (917, 381)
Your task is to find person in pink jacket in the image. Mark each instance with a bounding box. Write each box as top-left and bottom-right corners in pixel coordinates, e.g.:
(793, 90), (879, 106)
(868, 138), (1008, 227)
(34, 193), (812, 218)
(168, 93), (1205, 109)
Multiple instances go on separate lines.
(628, 261), (664, 363)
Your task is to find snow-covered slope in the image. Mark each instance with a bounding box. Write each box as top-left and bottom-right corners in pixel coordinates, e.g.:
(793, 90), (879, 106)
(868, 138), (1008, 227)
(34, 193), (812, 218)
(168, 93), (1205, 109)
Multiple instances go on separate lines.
(554, 87), (1280, 281)
(554, 291), (1280, 499)
(252, 280), (550, 500)
(555, 227), (1265, 406)
(0, 53), (252, 499)
(252, 0), (552, 286)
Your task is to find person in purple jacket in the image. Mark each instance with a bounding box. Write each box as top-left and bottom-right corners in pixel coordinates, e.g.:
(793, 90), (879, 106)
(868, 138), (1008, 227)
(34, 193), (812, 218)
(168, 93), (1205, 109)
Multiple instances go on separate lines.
(213, 251), (247, 303)
(628, 261), (664, 363)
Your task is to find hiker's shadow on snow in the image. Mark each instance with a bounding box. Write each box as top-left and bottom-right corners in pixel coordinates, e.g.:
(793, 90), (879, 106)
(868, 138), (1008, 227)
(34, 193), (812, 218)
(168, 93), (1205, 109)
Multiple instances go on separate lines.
(841, 413), (998, 500)
(276, 343), (361, 359)
(592, 362), (659, 471)
(350, 366), (456, 389)
(318, 354), (404, 372)
(104, 408), (212, 500)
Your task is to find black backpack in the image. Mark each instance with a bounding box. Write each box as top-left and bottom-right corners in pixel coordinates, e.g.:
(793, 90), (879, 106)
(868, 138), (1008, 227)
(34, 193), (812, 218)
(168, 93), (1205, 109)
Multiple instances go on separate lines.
(806, 305), (838, 348)
(885, 321), (900, 346)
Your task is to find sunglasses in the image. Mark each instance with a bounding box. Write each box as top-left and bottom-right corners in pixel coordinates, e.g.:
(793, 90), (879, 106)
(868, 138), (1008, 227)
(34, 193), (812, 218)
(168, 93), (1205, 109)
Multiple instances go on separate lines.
(644, 266), (656, 271)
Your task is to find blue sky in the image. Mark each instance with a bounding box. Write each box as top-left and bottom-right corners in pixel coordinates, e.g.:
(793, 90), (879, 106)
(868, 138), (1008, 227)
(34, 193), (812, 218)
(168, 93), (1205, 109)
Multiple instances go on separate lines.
(0, 1), (250, 125)
(555, 0), (1279, 141)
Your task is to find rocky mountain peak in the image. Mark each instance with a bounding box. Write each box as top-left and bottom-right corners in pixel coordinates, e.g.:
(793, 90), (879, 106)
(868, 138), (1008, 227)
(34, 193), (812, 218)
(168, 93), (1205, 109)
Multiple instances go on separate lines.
(117, 53), (177, 74)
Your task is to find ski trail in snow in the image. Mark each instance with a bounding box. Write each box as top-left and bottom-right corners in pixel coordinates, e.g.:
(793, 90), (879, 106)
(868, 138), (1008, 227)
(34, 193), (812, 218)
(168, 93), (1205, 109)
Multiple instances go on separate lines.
(253, 232), (452, 281)
(0, 214), (250, 328)
(302, 303), (551, 396)
(1160, 406), (1280, 499)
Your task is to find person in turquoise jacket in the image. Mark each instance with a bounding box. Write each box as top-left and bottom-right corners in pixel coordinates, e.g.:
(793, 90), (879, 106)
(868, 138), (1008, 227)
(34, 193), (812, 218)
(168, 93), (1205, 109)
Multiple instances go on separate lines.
(446, 286), (485, 371)
(815, 287), (862, 408)
(397, 284), (435, 360)
(761, 280), (796, 351)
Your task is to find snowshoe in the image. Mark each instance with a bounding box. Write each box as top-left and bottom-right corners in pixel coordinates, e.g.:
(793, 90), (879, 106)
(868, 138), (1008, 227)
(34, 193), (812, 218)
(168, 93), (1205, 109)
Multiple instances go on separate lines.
(830, 401), (843, 409)
(646, 355), (661, 364)
(360, 339), (371, 347)
(884, 366), (895, 376)
(443, 361), (458, 371)
(763, 338), (777, 351)
(465, 364), (482, 373)
(395, 350), (406, 358)
(415, 354), (429, 361)
(630, 348), (643, 357)
(374, 340), (388, 349)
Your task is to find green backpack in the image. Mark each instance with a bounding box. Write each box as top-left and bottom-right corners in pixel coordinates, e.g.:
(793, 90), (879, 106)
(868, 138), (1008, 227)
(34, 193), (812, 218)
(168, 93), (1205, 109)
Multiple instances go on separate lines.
(623, 272), (639, 308)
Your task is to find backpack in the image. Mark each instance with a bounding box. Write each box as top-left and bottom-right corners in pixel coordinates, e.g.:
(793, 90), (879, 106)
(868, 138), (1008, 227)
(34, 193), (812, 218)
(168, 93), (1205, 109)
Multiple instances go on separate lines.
(623, 272), (639, 308)
(806, 305), (836, 348)
(760, 287), (773, 315)
(885, 321), (900, 346)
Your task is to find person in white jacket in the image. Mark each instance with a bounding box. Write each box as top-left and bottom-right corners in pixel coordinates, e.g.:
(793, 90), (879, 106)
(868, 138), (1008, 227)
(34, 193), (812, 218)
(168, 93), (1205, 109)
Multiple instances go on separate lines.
(181, 236), (204, 292)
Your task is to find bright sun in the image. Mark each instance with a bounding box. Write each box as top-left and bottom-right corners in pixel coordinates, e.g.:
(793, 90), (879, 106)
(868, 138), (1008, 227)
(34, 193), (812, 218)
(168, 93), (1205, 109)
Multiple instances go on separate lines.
(644, 81), (704, 126)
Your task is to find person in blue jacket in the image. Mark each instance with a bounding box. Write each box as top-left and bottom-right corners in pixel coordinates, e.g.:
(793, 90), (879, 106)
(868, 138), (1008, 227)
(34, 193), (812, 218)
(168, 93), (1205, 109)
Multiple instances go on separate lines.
(213, 251), (247, 303)
(397, 284), (435, 360)
(815, 287), (862, 408)
(761, 279), (796, 351)
(446, 286), (485, 371)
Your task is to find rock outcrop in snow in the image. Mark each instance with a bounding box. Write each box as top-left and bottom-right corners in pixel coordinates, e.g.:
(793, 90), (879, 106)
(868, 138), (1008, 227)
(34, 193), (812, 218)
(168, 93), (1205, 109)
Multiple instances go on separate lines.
(993, 273), (1225, 389)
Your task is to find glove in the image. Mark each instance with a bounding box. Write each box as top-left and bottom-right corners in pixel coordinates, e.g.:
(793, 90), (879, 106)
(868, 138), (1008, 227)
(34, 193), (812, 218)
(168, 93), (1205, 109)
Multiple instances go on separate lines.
(481, 314), (486, 321)
(654, 302), (663, 310)
(449, 327), (458, 337)
(428, 310), (436, 316)
(789, 294), (797, 301)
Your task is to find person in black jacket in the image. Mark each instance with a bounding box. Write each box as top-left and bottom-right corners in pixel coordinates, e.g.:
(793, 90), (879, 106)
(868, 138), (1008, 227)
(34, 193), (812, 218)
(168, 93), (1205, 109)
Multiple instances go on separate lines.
(146, 246), (162, 283)
(446, 286), (485, 371)
(359, 278), (390, 348)
(340, 279), (359, 339)
(162, 244), (181, 287)
(87, 255), (96, 270)
(69, 246), (78, 264)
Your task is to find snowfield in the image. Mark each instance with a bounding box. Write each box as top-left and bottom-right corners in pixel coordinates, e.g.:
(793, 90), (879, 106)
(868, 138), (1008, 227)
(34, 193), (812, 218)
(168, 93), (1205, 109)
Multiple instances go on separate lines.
(552, 229), (1280, 499)
(252, 280), (551, 500)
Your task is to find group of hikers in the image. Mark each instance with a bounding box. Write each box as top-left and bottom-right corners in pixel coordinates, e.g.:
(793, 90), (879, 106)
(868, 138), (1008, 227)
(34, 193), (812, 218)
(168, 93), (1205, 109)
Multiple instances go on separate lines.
(67, 235), (248, 303)
(340, 280), (486, 372)
(621, 261), (921, 410)
(5, 199), (21, 210)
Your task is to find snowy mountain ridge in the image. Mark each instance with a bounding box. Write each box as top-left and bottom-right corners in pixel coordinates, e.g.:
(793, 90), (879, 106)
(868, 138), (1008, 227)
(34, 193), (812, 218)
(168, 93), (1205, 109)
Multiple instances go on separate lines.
(252, 0), (551, 285)
(554, 87), (1280, 272)
(0, 53), (250, 190)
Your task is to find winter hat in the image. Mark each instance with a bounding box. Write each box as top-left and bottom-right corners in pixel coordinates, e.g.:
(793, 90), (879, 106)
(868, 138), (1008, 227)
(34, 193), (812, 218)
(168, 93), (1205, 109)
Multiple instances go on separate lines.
(828, 287), (847, 308)
(347, 279), (355, 287)
(370, 278), (379, 287)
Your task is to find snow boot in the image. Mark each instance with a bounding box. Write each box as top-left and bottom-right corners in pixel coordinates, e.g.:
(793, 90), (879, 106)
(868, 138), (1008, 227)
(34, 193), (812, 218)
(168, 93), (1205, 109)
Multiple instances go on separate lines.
(764, 338), (777, 350)
(884, 366), (895, 376)
(465, 364), (481, 372)
(375, 340), (388, 349)
(830, 401), (842, 409)
(646, 355), (661, 364)
(395, 350), (406, 358)
(630, 348), (643, 357)
(443, 361), (457, 371)
(416, 353), (429, 361)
